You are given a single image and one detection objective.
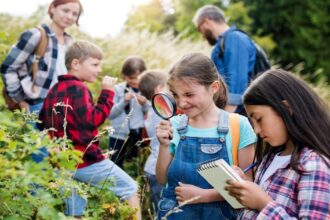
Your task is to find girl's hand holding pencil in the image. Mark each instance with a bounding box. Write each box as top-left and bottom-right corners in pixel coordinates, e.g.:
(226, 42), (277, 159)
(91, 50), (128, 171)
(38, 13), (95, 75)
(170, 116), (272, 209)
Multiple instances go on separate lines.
(225, 161), (273, 210)
(243, 162), (257, 173)
(232, 162), (257, 181)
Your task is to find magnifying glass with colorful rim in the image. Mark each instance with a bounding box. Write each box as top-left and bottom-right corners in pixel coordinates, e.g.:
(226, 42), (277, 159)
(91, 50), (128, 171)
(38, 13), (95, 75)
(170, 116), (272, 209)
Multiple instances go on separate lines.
(151, 92), (177, 120)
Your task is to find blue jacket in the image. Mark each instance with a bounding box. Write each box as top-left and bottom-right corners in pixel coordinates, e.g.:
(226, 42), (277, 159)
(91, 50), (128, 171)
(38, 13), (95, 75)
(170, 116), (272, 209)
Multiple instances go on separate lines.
(211, 26), (256, 106)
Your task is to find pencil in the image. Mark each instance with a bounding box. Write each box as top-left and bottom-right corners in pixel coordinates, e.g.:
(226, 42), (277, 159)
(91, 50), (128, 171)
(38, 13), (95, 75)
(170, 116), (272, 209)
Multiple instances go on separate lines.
(243, 162), (257, 173)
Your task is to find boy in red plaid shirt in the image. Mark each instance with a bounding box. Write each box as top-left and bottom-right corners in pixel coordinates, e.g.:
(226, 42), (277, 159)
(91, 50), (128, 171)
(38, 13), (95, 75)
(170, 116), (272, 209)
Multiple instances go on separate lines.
(38, 40), (141, 219)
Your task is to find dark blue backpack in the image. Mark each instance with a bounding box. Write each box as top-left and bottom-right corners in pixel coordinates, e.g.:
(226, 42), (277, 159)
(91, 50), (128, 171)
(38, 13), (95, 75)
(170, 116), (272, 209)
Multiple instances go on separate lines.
(219, 28), (271, 81)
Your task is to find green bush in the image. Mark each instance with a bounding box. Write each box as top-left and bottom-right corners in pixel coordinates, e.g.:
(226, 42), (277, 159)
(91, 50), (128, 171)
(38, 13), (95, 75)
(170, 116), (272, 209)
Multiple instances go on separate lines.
(0, 108), (136, 219)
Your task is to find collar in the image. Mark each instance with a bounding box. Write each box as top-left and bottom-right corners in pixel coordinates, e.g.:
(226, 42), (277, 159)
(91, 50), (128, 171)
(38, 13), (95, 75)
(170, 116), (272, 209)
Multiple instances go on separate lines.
(58, 74), (81, 82)
(41, 23), (72, 39)
(218, 25), (237, 40)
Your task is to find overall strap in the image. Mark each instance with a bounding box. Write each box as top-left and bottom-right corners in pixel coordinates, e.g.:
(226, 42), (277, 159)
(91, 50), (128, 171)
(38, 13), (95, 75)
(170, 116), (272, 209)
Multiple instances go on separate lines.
(177, 110), (230, 135)
(177, 115), (189, 135)
(217, 109), (229, 135)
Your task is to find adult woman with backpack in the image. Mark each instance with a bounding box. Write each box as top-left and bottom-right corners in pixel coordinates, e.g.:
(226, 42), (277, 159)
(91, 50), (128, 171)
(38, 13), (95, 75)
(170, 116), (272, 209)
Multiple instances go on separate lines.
(1, 0), (83, 113)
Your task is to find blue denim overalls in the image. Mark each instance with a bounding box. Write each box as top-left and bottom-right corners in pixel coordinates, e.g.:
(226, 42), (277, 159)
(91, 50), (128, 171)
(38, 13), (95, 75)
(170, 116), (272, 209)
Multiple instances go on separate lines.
(158, 110), (238, 220)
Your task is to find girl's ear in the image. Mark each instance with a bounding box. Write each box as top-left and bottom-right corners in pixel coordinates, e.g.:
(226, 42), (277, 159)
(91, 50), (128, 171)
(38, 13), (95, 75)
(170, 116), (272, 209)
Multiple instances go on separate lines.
(210, 80), (221, 94)
(282, 100), (293, 115)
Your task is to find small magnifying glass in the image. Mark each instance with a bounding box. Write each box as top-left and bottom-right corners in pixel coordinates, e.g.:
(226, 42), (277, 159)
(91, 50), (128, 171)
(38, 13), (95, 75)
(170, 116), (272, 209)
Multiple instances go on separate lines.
(151, 93), (177, 120)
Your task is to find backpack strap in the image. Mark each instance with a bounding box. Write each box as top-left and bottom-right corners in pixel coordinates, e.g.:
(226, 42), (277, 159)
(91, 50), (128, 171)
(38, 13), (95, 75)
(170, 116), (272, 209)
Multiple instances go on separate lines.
(218, 35), (225, 58)
(218, 28), (247, 58)
(229, 113), (240, 166)
(31, 26), (48, 91)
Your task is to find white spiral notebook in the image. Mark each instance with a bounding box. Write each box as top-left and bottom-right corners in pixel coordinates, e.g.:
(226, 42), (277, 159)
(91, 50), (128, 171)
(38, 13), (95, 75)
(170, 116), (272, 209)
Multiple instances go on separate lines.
(197, 159), (244, 209)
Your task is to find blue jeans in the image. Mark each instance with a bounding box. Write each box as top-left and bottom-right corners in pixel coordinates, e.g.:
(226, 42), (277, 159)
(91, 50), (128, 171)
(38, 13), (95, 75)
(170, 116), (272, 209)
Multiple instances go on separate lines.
(64, 159), (138, 216)
(29, 102), (49, 162)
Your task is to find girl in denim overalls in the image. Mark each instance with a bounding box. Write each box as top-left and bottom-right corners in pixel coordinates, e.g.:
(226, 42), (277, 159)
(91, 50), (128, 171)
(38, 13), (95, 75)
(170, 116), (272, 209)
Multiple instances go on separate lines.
(156, 53), (256, 220)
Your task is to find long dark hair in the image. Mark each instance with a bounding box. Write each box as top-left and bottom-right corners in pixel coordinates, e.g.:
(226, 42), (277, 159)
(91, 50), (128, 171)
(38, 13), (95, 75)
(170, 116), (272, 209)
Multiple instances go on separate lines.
(244, 69), (330, 173)
(168, 53), (228, 109)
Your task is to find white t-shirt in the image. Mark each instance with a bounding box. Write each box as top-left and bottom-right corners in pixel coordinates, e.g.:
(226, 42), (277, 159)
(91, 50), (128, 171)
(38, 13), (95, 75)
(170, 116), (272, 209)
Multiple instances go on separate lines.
(259, 153), (291, 186)
(56, 43), (68, 76)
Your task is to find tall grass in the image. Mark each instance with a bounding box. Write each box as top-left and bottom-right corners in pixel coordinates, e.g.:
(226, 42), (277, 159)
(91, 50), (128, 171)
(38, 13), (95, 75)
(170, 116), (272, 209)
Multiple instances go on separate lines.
(86, 29), (329, 105)
(94, 29), (210, 78)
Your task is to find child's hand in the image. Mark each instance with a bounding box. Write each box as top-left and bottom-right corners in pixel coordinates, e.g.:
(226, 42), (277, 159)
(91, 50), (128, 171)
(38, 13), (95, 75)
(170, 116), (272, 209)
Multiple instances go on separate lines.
(224, 180), (273, 211)
(102, 76), (117, 91)
(156, 120), (173, 146)
(136, 94), (147, 105)
(175, 182), (204, 204)
(232, 165), (249, 180)
(19, 101), (29, 112)
(124, 92), (134, 102)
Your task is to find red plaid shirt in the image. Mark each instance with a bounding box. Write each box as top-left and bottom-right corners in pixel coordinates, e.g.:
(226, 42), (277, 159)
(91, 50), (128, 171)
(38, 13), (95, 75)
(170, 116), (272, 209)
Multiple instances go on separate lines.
(38, 75), (114, 168)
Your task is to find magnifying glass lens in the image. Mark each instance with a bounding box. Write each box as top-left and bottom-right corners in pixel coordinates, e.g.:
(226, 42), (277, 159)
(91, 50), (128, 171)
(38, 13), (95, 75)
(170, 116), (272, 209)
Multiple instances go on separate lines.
(152, 93), (176, 120)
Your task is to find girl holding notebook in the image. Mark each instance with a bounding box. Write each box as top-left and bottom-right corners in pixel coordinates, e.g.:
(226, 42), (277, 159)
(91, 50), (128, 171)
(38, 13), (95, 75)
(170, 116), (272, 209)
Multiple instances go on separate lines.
(225, 70), (330, 219)
(155, 53), (256, 219)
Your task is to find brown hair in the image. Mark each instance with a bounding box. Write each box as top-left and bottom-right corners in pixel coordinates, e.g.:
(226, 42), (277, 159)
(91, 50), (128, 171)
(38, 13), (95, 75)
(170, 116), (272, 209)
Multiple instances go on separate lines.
(48, 0), (83, 25)
(138, 70), (168, 100)
(65, 40), (103, 70)
(121, 56), (146, 77)
(168, 53), (227, 109)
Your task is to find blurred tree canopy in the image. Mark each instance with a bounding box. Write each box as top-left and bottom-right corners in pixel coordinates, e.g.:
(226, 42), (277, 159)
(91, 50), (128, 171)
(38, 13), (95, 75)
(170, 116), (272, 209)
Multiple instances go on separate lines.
(125, 0), (329, 81)
(125, 0), (169, 33)
(247, 0), (330, 80)
(125, 0), (255, 39)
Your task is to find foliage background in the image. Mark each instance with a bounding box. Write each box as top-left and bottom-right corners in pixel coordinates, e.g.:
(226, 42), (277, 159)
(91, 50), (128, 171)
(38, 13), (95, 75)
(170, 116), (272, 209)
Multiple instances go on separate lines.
(125, 0), (330, 81)
(0, 0), (329, 219)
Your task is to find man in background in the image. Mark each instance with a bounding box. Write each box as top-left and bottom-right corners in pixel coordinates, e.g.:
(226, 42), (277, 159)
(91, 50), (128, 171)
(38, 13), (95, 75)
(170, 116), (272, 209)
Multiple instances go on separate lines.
(193, 5), (256, 115)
